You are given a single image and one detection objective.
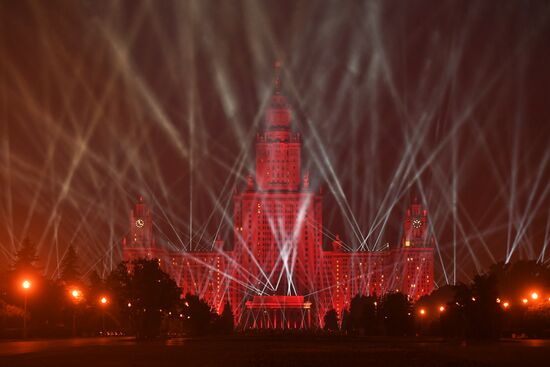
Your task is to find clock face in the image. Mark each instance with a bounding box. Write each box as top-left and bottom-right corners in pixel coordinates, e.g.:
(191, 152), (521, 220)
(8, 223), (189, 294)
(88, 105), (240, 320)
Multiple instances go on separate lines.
(135, 219), (145, 228)
(412, 218), (423, 229)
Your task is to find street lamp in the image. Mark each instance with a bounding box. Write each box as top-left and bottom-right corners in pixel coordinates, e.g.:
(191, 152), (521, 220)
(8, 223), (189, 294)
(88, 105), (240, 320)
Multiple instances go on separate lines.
(21, 280), (31, 339)
(531, 292), (539, 300)
(71, 289), (82, 299)
(70, 288), (83, 337)
(99, 296), (109, 335)
(438, 305), (445, 313)
(419, 308), (426, 316)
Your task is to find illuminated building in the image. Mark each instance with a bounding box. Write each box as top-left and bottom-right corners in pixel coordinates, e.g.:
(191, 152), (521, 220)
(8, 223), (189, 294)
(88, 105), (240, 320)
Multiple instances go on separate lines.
(231, 65), (322, 328)
(396, 199), (435, 299)
(123, 196), (164, 262)
(123, 64), (434, 328)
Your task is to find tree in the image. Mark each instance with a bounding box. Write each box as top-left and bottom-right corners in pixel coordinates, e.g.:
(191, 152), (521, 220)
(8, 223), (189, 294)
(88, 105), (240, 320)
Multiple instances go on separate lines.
(381, 292), (413, 336)
(60, 245), (80, 282)
(340, 309), (351, 334)
(106, 262), (131, 303)
(12, 237), (40, 276)
(416, 285), (457, 336)
(348, 294), (378, 334)
(467, 274), (502, 339)
(323, 309), (339, 332)
(441, 277), (502, 340)
(217, 301), (234, 334)
(363, 295), (378, 335)
(181, 293), (217, 336)
(3, 237), (63, 338)
(489, 261), (550, 307)
(87, 270), (104, 300)
(349, 294), (366, 334)
(0, 299), (24, 318)
(106, 259), (181, 339)
(420, 262), (550, 339)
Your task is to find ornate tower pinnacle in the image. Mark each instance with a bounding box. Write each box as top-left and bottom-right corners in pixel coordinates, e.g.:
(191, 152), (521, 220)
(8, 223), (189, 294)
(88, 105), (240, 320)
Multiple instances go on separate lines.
(266, 61), (291, 130)
(255, 62), (301, 191)
(274, 60), (283, 94)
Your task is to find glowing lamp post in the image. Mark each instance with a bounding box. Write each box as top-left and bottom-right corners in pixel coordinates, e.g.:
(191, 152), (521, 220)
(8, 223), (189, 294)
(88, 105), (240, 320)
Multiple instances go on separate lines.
(21, 280), (31, 339)
(70, 289), (83, 337)
(417, 308), (427, 335)
(99, 296), (109, 335)
(531, 292), (539, 301)
(438, 305), (445, 313)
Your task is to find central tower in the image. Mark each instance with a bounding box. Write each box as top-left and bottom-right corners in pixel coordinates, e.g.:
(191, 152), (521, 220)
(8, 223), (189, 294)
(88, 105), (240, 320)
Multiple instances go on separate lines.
(232, 63), (323, 328)
(255, 65), (301, 192)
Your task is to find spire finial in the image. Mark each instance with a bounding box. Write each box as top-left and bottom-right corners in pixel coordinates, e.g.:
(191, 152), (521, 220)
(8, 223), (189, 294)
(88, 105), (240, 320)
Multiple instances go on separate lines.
(274, 60), (283, 94)
(247, 174), (254, 191)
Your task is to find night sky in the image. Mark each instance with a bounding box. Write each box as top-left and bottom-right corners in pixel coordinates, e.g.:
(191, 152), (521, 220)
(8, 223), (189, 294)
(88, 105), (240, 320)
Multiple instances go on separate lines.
(1, 0), (549, 285)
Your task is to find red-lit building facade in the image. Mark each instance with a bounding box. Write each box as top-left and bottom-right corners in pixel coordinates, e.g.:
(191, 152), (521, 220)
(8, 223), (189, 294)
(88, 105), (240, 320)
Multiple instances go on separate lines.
(123, 67), (434, 328)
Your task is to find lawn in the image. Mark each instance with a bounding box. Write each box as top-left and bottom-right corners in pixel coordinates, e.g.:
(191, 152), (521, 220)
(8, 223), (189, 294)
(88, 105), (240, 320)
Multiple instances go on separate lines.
(0, 335), (548, 367)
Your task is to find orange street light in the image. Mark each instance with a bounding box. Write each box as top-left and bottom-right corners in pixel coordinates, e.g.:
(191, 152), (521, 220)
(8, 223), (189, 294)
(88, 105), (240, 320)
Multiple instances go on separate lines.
(531, 292), (539, 300)
(99, 296), (109, 335)
(70, 289), (83, 337)
(439, 305), (445, 312)
(502, 301), (510, 309)
(21, 279), (31, 338)
(522, 298), (528, 305)
(71, 289), (83, 300)
(419, 308), (426, 316)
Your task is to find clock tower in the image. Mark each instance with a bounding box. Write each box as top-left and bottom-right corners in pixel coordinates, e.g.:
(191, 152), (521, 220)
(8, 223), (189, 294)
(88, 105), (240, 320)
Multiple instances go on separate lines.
(395, 197), (434, 300)
(401, 196), (430, 248)
(123, 196), (164, 263)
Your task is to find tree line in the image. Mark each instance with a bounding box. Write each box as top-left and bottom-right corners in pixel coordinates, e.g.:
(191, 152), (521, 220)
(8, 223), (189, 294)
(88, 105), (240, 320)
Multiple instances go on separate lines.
(2, 237), (549, 340)
(322, 260), (550, 339)
(0, 238), (233, 339)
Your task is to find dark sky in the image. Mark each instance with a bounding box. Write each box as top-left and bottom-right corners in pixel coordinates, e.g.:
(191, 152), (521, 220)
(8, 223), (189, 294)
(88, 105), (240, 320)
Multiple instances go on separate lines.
(1, 0), (549, 285)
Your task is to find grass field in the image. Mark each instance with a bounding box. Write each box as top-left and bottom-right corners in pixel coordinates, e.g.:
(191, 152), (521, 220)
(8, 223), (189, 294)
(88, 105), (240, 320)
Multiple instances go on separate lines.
(0, 335), (549, 367)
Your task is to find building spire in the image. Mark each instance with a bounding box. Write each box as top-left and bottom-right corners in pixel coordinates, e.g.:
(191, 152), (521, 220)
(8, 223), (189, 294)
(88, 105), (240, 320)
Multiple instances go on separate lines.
(266, 60), (291, 130)
(274, 60), (283, 94)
